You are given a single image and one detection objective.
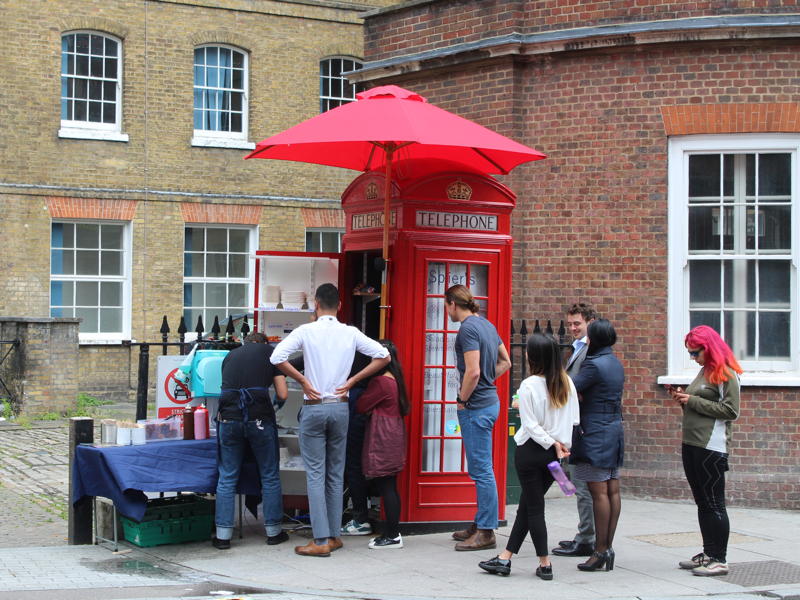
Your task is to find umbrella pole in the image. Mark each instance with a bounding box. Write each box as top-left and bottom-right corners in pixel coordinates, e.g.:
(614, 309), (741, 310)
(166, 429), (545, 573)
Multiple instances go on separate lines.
(379, 146), (394, 339)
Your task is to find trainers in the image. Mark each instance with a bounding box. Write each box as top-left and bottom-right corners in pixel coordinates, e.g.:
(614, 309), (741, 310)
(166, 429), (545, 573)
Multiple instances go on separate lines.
(342, 519), (372, 535)
(679, 552), (709, 570)
(368, 535), (403, 549)
(692, 560), (729, 577)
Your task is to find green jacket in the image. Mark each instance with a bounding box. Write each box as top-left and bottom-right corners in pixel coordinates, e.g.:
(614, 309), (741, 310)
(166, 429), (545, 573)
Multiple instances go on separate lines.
(682, 368), (740, 453)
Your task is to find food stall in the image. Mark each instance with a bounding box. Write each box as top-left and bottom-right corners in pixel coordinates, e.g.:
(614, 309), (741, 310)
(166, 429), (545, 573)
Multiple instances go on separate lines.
(254, 167), (515, 525)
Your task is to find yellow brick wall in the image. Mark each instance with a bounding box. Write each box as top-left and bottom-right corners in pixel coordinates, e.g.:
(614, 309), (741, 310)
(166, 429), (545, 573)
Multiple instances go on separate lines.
(0, 0), (393, 407)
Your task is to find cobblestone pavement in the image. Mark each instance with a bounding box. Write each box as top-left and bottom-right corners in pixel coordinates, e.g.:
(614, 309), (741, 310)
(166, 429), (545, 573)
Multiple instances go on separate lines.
(0, 423), (70, 547)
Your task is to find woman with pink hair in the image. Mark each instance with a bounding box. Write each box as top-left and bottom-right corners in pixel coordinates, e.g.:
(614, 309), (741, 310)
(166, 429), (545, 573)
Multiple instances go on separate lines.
(667, 325), (742, 577)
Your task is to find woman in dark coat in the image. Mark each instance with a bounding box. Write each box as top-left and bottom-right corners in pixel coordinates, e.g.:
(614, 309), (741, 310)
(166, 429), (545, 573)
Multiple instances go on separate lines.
(569, 319), (624, 572)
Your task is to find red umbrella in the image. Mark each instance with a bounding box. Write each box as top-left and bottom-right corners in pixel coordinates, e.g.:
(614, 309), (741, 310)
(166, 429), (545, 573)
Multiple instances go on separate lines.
(245, 85), (546, 336)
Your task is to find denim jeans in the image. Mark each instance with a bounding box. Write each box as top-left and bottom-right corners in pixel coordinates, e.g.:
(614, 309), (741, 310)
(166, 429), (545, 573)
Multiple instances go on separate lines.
(457, 402), (499, 529)
(215, 419), (283, 540)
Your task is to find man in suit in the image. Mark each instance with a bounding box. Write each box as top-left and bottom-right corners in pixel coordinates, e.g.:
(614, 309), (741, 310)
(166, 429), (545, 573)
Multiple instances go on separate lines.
(553, 302), (597, 558)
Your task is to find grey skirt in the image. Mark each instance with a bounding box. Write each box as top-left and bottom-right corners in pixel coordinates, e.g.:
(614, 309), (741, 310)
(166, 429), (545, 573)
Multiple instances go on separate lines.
(574, 462), (619, 482)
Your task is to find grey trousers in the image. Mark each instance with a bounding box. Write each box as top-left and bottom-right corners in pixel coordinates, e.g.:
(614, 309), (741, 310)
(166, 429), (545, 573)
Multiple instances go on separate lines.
(298, 402), (350, 540)
(567, 462), (595, 545)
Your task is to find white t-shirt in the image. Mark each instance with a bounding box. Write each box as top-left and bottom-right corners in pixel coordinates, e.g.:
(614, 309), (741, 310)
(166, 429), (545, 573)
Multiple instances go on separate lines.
(514, 374), (580, 450)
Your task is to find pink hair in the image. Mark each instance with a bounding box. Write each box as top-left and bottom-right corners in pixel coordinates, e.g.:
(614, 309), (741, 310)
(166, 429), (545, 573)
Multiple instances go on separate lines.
(684, 325), (743, 385)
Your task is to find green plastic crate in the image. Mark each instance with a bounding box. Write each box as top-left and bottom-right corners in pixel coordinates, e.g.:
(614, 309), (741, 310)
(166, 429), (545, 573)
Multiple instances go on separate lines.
(121, 495), (213, 547)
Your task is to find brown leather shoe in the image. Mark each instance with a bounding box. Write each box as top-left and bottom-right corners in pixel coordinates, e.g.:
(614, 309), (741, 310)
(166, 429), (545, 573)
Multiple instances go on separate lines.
(294, 540), (331, 557)
(452, 522), (477, 541)
(328, 537), (343, 551)
(455, 528), (496, 552)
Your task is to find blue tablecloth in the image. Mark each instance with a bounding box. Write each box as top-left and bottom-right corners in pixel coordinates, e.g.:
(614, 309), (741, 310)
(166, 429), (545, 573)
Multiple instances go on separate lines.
(72, 438), (260, 521)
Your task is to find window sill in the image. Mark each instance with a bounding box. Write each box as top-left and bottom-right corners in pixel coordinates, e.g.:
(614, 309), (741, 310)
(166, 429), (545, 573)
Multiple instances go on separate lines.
(78, 338), (130, 346)
(658, 374), (800, 387)
(59, 127), (129, 142)
(191, 136), (255, 150)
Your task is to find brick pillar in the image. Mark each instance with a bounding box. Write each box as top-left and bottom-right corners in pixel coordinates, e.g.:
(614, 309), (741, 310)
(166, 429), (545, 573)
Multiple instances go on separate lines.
(0, 317), (80, 415)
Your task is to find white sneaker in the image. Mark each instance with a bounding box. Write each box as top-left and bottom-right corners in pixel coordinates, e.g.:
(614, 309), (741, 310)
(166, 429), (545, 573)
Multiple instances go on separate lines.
(341, 519), (372, 535)
(692, 560), (729, 577)
(368, 535), (403, 549)
(679, 552), (708, 570)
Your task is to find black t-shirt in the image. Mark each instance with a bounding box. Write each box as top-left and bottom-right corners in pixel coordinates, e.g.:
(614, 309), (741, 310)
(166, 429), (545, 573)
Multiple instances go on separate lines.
(218, 342), (282, 422)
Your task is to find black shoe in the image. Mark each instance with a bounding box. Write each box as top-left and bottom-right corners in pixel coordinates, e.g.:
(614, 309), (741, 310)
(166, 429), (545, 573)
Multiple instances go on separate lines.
(577, 551), (611, 572)
(267, 531), (289, 545)
(536, 565), (553, 580)
(479, 556), (511, 576)
(553, 541), (594, 557)
(212, 536), (231, 550)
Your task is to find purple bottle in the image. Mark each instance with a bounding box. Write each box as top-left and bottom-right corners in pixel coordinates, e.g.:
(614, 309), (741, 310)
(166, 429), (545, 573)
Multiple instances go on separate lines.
(547, 461), (577, 496)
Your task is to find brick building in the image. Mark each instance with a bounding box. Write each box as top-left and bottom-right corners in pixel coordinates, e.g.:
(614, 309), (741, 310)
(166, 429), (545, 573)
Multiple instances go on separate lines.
(0, 0), (393, 409)
(352, 1), (800, 508)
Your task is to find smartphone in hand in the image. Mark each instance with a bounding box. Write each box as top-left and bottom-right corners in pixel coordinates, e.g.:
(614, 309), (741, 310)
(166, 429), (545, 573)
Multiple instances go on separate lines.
(663, 384), (674, 393)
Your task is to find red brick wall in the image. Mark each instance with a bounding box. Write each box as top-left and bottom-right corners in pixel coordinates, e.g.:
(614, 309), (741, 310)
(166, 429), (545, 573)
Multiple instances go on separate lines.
(366, 0), (800, 61)
(363, 4), (800, 509)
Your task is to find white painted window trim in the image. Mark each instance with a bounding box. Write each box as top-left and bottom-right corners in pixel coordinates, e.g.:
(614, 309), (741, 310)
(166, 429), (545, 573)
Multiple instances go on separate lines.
(319, 56), (363, 113)
(192, 45), (250, 146)
(663, 134), (800, 387)
(305, 227), (344, 252)
(60, 31), (126, 139)
(50, 220), (133, 343)
(182, 225), (258, 339)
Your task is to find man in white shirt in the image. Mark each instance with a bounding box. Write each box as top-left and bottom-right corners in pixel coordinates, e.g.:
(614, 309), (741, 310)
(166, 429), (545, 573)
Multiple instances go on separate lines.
(553, 302), (597, 558)
(270, 283), (390, 557)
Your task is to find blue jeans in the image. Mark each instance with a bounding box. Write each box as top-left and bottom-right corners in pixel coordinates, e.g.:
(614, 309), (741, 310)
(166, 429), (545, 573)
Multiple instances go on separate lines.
(215, 419), (283, 540)
(457, 402), (499, 529)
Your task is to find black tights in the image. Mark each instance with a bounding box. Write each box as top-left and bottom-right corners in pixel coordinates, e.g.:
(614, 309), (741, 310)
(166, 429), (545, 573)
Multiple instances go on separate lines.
(373, 475), (400, 538)
(682, 444), (730, 562)
(587, 478), (621, 553)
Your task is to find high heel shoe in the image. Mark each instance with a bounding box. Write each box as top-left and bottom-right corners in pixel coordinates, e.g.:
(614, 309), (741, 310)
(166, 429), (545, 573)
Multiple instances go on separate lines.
(577, 551), (611, 572)
(605, 548), (615, 570)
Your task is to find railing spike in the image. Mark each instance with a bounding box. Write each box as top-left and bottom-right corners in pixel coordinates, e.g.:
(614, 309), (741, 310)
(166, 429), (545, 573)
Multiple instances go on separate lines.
(195, 315), (205, 337)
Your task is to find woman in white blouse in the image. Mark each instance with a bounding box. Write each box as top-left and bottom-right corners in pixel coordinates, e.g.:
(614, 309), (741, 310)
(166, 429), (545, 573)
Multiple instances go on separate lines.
(479, 333), (580, 580)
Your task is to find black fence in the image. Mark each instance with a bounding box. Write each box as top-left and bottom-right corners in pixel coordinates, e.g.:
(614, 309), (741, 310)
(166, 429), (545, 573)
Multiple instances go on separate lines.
(125, 314), (251, 421)
(507, 319), (572, 402)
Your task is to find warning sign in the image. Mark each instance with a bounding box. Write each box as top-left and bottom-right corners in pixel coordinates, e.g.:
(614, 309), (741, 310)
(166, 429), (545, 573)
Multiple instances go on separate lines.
(156, 355), (195, 418)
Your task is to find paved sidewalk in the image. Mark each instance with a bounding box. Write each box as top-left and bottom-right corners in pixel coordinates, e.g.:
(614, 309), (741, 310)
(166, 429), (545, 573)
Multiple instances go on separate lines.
(1, 421), (799, 600)
(139, 495), (800, 600)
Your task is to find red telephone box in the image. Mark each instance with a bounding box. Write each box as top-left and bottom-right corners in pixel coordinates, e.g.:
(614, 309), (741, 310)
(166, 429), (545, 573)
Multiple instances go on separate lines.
(254, 168), (515, 525)
(342, 169), (513, 525)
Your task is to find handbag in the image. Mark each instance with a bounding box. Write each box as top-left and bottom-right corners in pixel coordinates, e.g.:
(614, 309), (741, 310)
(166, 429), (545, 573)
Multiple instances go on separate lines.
(362, 413), (406, 479)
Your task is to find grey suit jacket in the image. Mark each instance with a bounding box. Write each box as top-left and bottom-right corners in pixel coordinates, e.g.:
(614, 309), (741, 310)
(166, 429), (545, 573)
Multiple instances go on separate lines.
(566, 342), (589, 377)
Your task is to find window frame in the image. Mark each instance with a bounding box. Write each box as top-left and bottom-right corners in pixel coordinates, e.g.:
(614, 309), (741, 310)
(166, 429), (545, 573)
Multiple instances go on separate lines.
(49, 220), (133, 343)
(305, 228), (344, 253)
(665, 134), (800, 386)
(59, 31), (129, 142)
(319, 56), (363, 113)
(183, 225), (258, 337)
(191, 44), (254, 150)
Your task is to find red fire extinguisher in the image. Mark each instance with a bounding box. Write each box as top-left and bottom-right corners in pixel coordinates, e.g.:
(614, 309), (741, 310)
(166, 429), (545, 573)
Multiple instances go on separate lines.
(193, 404), (209, 440)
